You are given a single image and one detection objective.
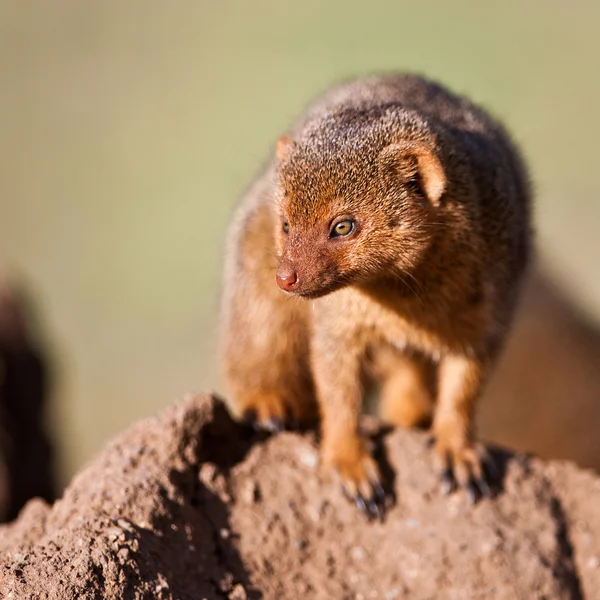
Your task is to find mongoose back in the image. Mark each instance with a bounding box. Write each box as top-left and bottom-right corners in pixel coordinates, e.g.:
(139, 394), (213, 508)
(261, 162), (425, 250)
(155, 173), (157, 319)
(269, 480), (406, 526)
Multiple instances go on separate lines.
(219, 74), (531, 515)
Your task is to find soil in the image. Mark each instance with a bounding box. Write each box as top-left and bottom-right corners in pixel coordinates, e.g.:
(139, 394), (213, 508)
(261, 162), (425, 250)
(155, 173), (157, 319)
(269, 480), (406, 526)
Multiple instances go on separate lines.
(0, 393), (598, 599)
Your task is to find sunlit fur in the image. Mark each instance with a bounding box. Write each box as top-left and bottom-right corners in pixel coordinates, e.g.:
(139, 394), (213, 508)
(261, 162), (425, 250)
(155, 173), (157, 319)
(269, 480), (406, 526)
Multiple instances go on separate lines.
(220, 73), (531, 501)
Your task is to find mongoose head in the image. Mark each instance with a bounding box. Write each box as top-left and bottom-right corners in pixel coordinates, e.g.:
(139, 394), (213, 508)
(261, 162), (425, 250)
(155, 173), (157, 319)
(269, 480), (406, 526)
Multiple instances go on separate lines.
(274, 108), (446, 299)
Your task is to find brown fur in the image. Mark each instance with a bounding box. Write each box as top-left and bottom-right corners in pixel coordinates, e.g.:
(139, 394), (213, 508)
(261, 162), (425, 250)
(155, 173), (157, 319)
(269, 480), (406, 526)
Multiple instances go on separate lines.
(219, 74), (531, 503)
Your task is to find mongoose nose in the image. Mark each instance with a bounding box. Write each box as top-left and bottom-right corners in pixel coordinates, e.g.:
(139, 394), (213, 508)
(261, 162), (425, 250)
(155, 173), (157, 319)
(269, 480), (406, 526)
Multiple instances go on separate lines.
(276, 263), (299, 291)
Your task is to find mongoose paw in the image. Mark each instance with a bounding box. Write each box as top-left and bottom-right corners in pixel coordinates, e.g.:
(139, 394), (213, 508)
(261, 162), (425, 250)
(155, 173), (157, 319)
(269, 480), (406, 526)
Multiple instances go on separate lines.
(323, 444), (386, 520)
(431, 438), (497, 504)
(238, 393), (306, 433)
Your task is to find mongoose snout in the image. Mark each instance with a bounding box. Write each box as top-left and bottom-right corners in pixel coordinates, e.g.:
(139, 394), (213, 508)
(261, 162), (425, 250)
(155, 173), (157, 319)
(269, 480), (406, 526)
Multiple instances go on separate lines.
(276, 261), (299, 292)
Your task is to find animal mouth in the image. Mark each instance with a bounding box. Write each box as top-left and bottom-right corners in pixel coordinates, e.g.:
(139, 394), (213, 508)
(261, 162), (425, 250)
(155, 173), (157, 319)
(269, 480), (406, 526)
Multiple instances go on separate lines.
(287, 277), (348, 300)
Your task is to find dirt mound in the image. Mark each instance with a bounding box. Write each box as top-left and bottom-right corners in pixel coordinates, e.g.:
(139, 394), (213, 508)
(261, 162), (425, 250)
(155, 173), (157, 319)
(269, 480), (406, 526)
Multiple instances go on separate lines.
(0, 394), (599, 599)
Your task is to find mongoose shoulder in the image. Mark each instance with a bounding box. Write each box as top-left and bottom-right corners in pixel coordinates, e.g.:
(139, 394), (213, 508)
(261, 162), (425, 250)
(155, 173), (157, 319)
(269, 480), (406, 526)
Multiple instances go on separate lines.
(219, 73), (531, 515)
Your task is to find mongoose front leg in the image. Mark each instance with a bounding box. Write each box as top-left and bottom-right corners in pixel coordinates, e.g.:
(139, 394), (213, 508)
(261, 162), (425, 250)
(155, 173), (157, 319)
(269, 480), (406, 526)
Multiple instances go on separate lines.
(432, 353), (494, 502)
(372, 346), (435, 429)
(311, 333), (385, 518)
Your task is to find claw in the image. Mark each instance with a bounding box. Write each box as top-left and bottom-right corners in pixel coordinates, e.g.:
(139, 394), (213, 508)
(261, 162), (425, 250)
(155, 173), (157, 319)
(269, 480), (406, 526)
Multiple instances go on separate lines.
(433, 437), (498, 504)
(239, 399), (296, 433)
(482, 452), (501, 482)
(355, 494), (368, 515)
(263, 416), (285, 433)
(465, 480), (478, 505)
(367, 499), (382, 521)
(341, 484), (353, 502)
(474, 476), (491, 499)
(328, 442), (387, 520)
(340, 483), (386, 521)
(441, 467), (455, 495)
(374, 482), (386, 503)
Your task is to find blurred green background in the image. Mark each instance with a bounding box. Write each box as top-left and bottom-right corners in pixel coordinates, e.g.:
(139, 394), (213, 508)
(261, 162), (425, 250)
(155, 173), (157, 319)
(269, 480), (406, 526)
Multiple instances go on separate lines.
(1, 0), (599, 487)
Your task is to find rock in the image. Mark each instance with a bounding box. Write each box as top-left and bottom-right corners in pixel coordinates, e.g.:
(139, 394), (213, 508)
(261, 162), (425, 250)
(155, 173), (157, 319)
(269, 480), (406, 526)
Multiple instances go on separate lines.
(0, 393), (597, 599)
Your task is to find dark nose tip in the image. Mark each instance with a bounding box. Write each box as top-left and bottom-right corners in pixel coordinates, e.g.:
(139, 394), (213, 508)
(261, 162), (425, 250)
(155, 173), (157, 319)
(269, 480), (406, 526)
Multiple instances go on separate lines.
(276, 263), (299, 291)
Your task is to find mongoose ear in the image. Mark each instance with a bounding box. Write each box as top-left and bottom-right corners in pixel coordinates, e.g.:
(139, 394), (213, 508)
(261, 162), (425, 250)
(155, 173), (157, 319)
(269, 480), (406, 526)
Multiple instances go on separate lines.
(276, 135), (294, 162)
(379, 142), (446, 205)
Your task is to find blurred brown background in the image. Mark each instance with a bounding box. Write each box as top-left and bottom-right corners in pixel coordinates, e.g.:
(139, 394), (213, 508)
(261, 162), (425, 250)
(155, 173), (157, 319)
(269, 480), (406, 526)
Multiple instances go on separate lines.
(0, 1), (599, 490)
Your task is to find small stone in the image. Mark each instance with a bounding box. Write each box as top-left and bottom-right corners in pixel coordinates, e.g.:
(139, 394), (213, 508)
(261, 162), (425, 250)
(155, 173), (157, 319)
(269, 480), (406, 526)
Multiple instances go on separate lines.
(117, 518), (133, 531)
(446, 496), (462, 517)
(106, 527), (123, 542)
(229, 584), (247, 600)
(220, 528), (231, 539)
(219, 572), (235, 592)
(481, 537), (501, 554)
(199, 463), (218, 484)
(351, 546), (366, 562)
(294, 538), (308, 550)
(308, 500), (324, 523)
(117, 548), (130, 562)
(241, 480), (260, 504)
(298, 448), (318, 469)
(155, 573), (169, 592)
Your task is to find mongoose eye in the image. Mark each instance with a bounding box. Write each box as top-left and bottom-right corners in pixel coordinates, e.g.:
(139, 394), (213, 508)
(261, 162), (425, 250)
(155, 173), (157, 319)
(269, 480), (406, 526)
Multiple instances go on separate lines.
(330, 219), (355, 237)
(282, 221), (290, 234)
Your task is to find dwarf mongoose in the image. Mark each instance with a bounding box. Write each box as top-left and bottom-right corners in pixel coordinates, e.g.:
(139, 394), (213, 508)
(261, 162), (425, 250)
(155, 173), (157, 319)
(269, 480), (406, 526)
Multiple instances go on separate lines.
(219, 74), (531, 515)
